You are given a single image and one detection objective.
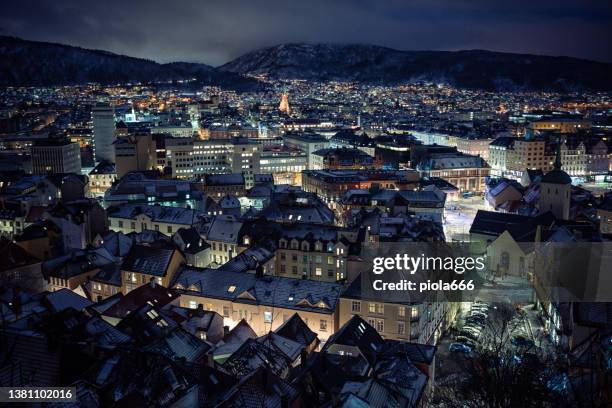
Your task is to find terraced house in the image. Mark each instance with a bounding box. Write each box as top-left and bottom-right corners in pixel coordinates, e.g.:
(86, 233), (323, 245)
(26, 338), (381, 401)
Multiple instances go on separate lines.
(107, 203), (204, 235)
(173, 267), (343, 342)
(120, 242), (185, 293)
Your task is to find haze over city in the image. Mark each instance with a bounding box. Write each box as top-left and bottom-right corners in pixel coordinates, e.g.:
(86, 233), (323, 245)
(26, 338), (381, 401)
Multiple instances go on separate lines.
(2, 0), (612, 65)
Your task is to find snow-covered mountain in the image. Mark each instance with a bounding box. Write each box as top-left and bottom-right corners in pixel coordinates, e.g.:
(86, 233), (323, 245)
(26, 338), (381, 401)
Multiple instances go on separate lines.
(2, 37), (611, 91)
(0, 36), (258, 89)
(220, 43), (612, 91)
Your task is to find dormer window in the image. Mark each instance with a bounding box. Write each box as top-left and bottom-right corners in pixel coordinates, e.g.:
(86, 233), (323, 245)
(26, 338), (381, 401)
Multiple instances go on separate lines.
(228, 285), (236, 293)
(244, 236), (250, 245)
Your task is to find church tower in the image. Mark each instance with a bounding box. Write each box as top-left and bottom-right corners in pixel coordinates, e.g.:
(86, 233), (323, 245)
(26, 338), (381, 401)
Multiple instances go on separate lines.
(538, 138), (571, 220)
(279, 92), (290, 114)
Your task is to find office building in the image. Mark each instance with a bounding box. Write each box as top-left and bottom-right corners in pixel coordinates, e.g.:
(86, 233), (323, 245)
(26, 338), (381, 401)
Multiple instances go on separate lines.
(91, 102), (116, 163)
(31, 137), (81, 175)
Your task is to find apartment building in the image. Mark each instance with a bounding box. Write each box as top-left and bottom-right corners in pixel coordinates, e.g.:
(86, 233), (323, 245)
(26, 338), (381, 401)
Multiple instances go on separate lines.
(174, 267), (343, 342)
(338, 278), (450, 345)
(107, 204), (203, 235)
(88, 161), (116, 197)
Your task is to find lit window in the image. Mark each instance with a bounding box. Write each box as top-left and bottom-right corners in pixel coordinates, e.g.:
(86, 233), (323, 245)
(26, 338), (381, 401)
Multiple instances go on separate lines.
(320, 320), (328, 332)
(264, 311), (273, 323)
(146, 309), (159, 319)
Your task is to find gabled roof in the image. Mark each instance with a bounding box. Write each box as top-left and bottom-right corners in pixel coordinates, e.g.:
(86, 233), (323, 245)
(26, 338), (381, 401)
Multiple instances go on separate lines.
(92, 263), (122, 286)
(469, 210), (531, 237)
(99, 231), (133, 258)
(0, 237), (40, 272)
(218, 366), (299, 408)
(218, 246), (274, 273)
(174, 267), (343, 314)
(323, 315), (384, 365)
(206, 215), (243, 243)
(44, 289), (93, 313)
(274, 313), (318, 348)
(102, 282), (179, 318)
(121, 244), (178, 277)
(107, 204), (203, 226)
(219, 194), (241, 209)
(222, 338), (291, 378)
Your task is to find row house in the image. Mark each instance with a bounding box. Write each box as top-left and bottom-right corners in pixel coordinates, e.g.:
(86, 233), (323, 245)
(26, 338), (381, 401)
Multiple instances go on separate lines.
(174, 267), (343, 342)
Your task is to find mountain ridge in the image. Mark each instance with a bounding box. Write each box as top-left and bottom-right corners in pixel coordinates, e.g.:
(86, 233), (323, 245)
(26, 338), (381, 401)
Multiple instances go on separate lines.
(0, 36), (257, 90)
(1, 36), (611, 91)
(219, 43), (612, 91)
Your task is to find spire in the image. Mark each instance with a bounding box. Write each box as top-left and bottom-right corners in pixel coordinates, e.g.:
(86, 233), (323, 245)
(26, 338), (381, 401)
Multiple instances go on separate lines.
(554, 135), (562, 170)
(279, 92), (290, 114)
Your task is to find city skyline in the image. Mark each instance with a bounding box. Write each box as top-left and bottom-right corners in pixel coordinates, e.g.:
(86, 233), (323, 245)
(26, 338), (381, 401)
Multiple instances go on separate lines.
(1, 3), (611, 406)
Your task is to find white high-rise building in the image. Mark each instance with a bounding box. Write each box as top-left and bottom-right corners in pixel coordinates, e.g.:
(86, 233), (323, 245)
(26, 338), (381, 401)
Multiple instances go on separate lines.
(92, 102), (116, 163)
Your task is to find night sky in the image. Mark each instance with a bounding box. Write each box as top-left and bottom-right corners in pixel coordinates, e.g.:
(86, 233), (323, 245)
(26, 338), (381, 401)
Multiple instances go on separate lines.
(1, 0), (611, 66)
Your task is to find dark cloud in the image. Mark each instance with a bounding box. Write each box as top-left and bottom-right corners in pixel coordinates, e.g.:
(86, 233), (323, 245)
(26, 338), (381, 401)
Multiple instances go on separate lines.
(1, 0), (611, 65)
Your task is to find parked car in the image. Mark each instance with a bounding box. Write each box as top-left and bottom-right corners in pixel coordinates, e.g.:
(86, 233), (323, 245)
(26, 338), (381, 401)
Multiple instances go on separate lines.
(512, 335), (535, 348)
(450, 342), (473, 354)
(471, 304), (489, 312)
(470, 311), (488, 319)
(456, 336), (477, 348)
(460, 330), (480, 341)
(466, 316), (486, 326)
(463, 324), (483, 332)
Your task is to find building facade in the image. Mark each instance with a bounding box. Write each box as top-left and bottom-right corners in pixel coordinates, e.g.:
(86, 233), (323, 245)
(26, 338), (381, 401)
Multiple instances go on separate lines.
(91, 102), (116, 163)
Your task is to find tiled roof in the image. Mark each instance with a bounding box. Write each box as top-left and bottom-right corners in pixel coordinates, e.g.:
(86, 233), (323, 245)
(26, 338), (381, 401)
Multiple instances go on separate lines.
(107, 204), (202, 226)
(174, 267), (343, 314)
(206, 215), (243, 243)
(121, 244), (176, 276)
(469, 210), (531, 237)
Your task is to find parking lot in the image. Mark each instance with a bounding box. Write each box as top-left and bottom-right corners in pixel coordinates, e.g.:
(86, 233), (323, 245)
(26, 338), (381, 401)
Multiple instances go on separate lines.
(435, 300), (550, 386)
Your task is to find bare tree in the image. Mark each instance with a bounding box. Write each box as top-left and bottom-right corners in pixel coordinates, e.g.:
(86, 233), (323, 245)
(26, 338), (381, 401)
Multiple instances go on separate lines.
(433, 302), (572, 408)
